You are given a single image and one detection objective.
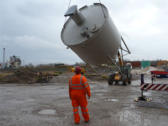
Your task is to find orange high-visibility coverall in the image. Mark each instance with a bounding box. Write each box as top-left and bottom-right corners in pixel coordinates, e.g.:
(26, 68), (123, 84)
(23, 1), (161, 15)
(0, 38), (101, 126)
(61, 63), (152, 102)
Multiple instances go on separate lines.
(69, 74), (91, 124)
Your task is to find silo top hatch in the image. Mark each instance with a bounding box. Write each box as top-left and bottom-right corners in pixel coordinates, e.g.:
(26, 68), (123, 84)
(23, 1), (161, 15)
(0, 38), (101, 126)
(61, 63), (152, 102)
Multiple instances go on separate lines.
(61, 3), (108, 46)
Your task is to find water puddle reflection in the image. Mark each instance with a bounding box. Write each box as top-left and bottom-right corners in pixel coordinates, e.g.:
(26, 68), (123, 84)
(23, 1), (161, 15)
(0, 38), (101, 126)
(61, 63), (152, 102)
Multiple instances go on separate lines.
(105, 98), (119, 102)
(38, 109), (56, 115)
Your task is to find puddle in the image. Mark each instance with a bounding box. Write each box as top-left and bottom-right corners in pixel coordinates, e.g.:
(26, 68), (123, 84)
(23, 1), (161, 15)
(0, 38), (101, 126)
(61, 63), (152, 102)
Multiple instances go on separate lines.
(93, 89), (107, 93)
(143, 92), (152, 96)
(118, 110), (142, 123)
(38, 109), (56, 115)
(105, 98), (119, 102)
(137, 101), (168, 109)
(9, 98), (35, 104)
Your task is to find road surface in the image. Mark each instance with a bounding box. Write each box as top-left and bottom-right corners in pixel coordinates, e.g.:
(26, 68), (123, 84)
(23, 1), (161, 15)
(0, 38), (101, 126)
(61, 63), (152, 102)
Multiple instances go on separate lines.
(0, 73), (168, 126)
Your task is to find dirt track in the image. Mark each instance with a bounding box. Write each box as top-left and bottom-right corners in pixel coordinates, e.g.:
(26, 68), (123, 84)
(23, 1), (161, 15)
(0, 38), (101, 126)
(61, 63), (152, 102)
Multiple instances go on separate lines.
(0, 73), (168, 126)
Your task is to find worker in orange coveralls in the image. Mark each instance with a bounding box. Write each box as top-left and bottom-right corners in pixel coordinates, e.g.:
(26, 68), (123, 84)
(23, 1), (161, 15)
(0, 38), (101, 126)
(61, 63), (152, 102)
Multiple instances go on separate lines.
(69, 66), (91, 124)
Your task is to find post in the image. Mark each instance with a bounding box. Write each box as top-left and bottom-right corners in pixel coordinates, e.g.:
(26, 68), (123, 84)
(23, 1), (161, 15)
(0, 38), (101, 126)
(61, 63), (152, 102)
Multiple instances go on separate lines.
(2, 48), (5, 69)
(137, 74), (147, 101)
(151, 74), (154, 84)
(141, 74), (144, 85)
(140, 74), (144, 98)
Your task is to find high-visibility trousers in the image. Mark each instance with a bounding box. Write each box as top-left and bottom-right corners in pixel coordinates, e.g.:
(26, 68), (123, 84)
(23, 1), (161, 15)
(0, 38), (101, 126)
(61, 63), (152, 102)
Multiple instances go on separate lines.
(71, 93), (89, 123)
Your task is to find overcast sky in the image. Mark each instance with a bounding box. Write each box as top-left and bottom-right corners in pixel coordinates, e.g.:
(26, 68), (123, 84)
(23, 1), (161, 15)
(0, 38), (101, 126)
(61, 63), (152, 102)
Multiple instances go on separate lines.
(0, 0), (168, 65)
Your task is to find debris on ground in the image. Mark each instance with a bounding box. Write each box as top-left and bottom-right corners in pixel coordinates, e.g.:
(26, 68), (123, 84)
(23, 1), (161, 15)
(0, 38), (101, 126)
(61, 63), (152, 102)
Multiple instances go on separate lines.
(0, 68), (62, 84)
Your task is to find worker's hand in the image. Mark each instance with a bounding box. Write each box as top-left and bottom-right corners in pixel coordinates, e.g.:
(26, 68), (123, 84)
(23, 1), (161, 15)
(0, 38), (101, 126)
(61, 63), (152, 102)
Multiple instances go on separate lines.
(88, 96), (90, 99)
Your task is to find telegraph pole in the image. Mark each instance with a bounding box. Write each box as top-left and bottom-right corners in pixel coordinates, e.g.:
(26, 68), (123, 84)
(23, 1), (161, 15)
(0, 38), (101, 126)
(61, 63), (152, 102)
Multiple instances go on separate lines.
(3, 48), (5, 69)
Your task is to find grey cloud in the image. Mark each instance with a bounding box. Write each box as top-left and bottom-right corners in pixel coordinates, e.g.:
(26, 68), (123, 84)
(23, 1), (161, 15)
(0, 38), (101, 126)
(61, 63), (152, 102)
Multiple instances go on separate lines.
(17, 1), (65, 18)
(0, 0), (168, 65)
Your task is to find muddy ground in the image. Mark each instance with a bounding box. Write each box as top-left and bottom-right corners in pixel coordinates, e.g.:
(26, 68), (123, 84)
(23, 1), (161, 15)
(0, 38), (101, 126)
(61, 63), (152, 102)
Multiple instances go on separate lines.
(0, 73), (168, 126)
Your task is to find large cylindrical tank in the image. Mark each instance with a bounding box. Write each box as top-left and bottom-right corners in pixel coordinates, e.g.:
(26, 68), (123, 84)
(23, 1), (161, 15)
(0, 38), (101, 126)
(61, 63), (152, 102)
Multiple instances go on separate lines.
(61, 3), (121, 65)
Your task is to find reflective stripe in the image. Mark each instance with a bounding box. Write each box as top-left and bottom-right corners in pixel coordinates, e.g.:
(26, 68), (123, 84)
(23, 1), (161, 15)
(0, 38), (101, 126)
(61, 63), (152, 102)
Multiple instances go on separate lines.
(83, 82), (88, 85)
(70, 84), (84, 87)
(81, 107), (88, 110)
(71, 87), (84, 89)
(83, 78), (89, 88)
(84, 84), (89, 87)
(70, 83), (83, 86)
(73, 107), (79, 114)
(74, 111), (78, 114)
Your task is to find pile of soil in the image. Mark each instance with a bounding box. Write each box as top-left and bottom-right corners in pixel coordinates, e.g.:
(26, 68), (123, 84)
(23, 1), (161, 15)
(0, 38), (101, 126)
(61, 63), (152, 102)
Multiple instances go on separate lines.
(0, 68), (38, 84)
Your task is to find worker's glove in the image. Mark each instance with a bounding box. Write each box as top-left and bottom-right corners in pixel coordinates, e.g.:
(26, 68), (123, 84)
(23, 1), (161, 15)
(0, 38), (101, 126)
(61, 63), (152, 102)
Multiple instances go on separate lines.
(88, 96), (90, 99)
